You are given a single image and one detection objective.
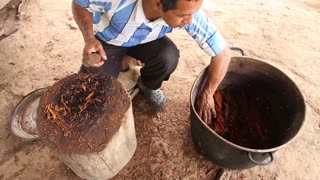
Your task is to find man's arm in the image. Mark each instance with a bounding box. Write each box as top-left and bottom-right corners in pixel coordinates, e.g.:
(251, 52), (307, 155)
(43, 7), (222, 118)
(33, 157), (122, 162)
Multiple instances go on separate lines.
(72, 0), (106, 66)
(72, 0), (94, 42)
(196, 47), (231, 124)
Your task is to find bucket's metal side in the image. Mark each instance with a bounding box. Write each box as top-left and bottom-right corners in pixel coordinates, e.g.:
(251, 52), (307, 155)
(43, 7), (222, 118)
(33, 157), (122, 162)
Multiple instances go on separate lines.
(10, 87), (49, 140)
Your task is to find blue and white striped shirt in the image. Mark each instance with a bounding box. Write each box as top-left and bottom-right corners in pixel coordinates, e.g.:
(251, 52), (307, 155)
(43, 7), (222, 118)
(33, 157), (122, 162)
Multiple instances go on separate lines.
(76, 0), (227, 56)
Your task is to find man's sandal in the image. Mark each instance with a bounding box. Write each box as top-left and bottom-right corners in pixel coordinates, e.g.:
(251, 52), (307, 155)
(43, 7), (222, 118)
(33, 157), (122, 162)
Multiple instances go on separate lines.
(140, 87), (167, 110)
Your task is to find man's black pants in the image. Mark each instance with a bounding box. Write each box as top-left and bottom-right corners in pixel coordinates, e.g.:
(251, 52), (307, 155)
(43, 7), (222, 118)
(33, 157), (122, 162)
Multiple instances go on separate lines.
(79, 36), (180, 90)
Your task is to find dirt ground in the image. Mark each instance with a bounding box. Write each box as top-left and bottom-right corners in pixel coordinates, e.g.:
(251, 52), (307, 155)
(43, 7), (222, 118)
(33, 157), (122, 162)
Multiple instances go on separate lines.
(0, 0), (319, 179)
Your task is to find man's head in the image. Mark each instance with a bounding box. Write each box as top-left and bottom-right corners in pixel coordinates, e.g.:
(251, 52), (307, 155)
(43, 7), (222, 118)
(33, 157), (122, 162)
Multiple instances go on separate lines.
(157, 0), (203, 28)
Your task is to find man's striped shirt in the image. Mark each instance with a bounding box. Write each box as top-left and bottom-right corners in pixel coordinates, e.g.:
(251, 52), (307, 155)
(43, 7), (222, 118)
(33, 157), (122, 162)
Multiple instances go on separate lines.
(76, 0), (227, 56)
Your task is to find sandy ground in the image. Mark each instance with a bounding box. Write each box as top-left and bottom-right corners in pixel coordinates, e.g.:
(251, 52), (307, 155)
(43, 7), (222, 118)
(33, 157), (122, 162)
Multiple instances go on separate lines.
(0, 0), (319, 179)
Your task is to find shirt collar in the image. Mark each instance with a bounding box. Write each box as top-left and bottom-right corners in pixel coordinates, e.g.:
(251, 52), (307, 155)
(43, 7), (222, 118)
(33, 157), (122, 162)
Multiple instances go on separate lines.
(152, 18), (170, 27)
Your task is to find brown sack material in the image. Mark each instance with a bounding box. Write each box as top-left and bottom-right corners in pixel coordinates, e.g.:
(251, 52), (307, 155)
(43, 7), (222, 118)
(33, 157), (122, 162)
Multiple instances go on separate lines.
(36, 73), (130, 154)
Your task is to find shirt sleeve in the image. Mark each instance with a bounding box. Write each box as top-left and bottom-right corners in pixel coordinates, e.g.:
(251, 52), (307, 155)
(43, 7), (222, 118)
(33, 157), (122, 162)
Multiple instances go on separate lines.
(185, 9), (227, 56)
(75, 0), (114, 13)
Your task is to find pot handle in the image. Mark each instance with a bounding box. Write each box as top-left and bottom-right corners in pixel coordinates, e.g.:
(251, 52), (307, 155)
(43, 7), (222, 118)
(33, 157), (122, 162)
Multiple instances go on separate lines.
(248, 152), (275, 166)
(230, 47), (246, 56)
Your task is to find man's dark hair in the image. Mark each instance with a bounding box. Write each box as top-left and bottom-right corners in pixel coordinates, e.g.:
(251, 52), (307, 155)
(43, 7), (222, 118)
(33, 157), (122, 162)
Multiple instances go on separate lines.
(160, 0), (198, 12)
(160, 0), (178, 12)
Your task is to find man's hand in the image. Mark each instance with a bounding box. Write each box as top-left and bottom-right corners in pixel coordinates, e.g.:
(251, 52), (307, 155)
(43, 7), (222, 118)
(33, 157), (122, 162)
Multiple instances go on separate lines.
(72, 1), (106, 68)
(196, 89), (216, 125)
(195, 48), (230, 125)
(82, 37), (107, 68)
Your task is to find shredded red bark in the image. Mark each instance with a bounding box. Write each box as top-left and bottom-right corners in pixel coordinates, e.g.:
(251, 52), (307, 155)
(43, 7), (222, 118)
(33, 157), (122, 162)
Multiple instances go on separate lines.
(37, 73), (130, 154)
(209, 85), (275, 149)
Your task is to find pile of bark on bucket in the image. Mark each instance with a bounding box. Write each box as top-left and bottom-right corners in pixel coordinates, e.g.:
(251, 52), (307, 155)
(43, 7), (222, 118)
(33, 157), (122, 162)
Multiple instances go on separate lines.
(36, 73), (137, 179)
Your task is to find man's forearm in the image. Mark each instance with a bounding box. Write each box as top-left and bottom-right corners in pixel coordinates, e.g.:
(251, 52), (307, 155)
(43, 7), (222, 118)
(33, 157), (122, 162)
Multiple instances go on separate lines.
(204, 48), (231, 95)
(72, 0), (94, 42)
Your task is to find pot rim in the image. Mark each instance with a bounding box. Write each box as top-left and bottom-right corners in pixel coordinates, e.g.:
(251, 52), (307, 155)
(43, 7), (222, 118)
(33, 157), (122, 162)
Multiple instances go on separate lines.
(190, 56), (306, 153)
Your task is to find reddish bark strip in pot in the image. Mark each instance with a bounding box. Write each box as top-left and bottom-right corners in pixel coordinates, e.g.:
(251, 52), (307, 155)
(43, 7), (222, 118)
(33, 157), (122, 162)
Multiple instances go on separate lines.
(36, 73), (130, 154)
(208, 84), (277, 149)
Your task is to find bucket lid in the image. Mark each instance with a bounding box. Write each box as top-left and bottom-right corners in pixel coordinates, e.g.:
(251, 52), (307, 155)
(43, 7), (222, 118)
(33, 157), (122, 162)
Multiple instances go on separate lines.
(10, 87), (49, 140)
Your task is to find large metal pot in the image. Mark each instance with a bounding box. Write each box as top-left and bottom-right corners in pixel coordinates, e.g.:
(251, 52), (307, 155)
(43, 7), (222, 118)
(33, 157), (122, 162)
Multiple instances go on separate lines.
(190, 56), (305, 169)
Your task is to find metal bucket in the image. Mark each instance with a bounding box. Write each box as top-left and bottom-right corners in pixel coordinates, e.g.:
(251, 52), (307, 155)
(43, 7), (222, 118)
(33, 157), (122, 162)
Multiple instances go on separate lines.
(190, 56), (305, 169)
